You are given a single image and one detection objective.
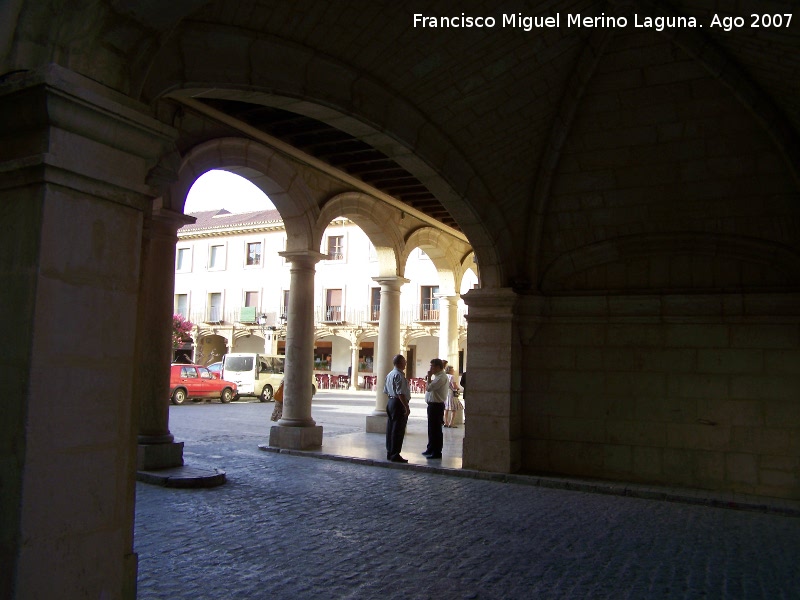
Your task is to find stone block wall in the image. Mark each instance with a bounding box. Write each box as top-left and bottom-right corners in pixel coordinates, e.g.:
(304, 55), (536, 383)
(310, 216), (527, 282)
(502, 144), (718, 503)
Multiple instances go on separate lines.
(522, 294), (800, 499)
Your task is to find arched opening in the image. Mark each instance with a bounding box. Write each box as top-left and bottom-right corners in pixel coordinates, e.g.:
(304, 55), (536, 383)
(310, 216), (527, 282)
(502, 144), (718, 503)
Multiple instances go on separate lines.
(193, 333), (227, 366)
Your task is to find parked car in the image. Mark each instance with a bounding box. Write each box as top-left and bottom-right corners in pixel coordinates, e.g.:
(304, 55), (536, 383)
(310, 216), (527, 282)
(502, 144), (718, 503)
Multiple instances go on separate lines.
(207, 361), (223, 379)
(169, 364), (238, 405)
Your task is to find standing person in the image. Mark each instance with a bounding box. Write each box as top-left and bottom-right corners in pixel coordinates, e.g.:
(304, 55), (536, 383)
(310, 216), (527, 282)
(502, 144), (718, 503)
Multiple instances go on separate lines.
(270, 380), (285, 422)
(422, 358), (448, 459)
(383, 354), (410, 463)
(444, 365), (462, 428)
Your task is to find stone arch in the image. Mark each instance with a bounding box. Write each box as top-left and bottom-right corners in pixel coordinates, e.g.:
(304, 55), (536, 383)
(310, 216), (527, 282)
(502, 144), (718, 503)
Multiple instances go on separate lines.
(405, 328), (438, 344)
(541, 233), (800, 293)
(315, 192), (405, 277)
(170, 137), (318, 251)
(140, 24), (507, 288)
(402, 227), (464, 295)
(193, 332), (228, 365)
(313, 327), (339, 341)
(459, 252), (480, 292)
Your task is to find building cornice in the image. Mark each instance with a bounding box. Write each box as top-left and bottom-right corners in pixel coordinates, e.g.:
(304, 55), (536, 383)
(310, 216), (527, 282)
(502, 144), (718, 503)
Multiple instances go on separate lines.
(177, 216), (350, 240)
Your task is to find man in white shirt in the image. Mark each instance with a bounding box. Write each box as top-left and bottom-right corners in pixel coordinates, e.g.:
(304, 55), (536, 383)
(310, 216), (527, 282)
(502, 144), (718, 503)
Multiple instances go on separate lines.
(422, 358), (448, 459)
(383, 354), (410, 463)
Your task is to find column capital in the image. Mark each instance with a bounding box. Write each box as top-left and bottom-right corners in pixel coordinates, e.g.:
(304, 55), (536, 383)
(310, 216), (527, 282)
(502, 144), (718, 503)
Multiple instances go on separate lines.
(372, 276), (409, 290)
(0, 65), (178, 204)
(462, 287), (517, 309)
(146, 207), (196, 238)
(434, 293), (460, 305)
(461, 287), (519, 324)
(280, 250), (327, 268)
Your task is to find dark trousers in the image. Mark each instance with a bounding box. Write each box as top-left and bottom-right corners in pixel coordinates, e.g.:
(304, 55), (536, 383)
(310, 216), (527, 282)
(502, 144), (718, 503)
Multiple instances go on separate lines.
(425, 402), (445, 455)
(386, 396), (408, 460)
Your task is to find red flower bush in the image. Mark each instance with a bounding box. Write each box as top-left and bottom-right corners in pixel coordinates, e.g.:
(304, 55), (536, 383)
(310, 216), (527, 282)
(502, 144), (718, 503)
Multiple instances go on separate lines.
(172, 314), (194, 348)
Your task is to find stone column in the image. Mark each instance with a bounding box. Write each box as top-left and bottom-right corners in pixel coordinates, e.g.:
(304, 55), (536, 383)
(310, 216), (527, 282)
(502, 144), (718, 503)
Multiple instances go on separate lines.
(460, 288), (522, 473)
(270, 250), (326, 448)
(135, 210), (194, 470)
(436, 294), (460, 365)
(0, 65), (178, 600)
(350, 344), (361, 390)
(366, 276), (409, 432)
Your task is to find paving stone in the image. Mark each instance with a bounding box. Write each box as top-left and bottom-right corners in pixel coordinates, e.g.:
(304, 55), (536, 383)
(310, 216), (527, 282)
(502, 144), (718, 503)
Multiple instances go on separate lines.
(135, 445), (800, 599)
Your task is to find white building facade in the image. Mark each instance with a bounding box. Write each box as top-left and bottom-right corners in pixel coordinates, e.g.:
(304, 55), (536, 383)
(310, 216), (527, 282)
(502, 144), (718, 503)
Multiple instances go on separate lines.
(174, 208), (478, 386)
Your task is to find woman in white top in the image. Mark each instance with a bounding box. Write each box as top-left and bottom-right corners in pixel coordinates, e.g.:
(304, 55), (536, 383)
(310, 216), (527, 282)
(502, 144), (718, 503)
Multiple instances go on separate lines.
(444, 365), (463, 427)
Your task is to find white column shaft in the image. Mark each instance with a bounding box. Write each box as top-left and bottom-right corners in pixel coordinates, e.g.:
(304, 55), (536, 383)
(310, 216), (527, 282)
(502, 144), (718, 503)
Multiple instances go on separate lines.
(371, 276), (408, 413)
(437, 295), (460, 366)
(350, 345), (360, 390)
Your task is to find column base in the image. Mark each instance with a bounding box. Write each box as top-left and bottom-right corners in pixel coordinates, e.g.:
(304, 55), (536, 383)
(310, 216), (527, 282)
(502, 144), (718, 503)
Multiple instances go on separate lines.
(123, 552), (138, 600)
(137, 441), (184, 471)
(365, 414), (388, 433)
(462, 438), (521, 473)
(269, 425), (323, 449)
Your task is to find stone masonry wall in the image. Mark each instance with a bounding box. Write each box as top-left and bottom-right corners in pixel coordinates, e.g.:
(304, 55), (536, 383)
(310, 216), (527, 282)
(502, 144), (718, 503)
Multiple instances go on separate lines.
(522, 294), (800, 499)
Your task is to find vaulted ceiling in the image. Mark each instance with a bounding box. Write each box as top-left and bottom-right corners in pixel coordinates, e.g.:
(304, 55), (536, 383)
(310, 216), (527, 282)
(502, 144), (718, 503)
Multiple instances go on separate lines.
(6, 0), (799, 258)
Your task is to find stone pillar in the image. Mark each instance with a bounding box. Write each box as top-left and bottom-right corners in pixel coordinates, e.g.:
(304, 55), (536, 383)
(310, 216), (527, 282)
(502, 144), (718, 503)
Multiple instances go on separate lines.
(436, 294), (460, 365)
(350, 344), (361, 390)
(136, 210), (194, 470)
(460, 288), (522, 473)
(366, 276), (409, 432)
(0, 66), (177, 600)
(270, 250), (326, 448)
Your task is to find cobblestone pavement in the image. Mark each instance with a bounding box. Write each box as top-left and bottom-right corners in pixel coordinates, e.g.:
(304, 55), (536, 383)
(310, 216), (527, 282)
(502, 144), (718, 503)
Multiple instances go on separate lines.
(135, 400), (800, 599)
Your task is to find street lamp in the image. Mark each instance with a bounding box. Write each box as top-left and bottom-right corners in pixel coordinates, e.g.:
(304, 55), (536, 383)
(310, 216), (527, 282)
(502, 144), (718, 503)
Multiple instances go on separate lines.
(258, 314), (269, 353)
(258, 313), (277, 353)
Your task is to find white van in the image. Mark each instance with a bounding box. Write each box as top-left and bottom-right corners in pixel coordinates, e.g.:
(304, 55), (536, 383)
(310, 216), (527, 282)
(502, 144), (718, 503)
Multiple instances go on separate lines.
(222, 353), (317, 402)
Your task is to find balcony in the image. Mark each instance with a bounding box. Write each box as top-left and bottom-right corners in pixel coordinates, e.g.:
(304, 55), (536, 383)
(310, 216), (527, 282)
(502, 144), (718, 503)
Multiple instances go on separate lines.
(205, 307), (223, 324)
(417, 303), (440, 322)
(325, 305), (343, 323)
(314, 306), (369, 325)
(369, 304), (380, 322)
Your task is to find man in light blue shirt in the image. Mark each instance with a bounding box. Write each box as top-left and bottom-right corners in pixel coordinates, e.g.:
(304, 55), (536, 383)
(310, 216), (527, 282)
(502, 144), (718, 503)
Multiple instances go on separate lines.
(383, 354), (410, 463)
